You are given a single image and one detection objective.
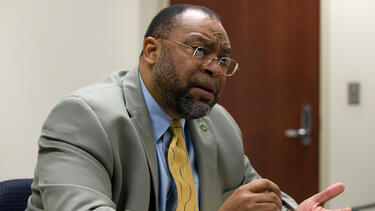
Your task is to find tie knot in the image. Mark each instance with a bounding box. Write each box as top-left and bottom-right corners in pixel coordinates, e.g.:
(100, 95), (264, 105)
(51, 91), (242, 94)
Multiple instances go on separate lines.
(169, 120), (183, 137)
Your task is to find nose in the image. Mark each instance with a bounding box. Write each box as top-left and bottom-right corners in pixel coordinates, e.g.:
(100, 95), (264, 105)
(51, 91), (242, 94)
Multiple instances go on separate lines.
(201, 58), (223, 77)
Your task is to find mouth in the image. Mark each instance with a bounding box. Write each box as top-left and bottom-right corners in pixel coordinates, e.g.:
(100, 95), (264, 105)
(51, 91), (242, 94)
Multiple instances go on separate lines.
(191, 81), (217, 100)
(195, 85), (214, 94)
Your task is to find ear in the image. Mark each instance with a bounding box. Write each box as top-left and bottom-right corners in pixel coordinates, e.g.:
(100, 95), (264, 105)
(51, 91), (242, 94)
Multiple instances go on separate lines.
(142, 37), (160, 65)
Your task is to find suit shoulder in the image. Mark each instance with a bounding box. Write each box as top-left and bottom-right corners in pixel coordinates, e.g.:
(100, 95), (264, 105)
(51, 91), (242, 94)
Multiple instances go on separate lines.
(205, 104), (242, 138)
(208, 104), (238, 125)
(66, 69), (130, 99)
(54, 69), (136, 112)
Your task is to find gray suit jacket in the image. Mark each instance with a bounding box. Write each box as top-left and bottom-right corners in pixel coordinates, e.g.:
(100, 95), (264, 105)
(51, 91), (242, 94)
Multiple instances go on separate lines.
(26, 67), (297, 211)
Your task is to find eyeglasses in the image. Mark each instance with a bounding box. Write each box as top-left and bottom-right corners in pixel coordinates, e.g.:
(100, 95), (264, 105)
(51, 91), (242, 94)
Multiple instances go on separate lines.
(162, 38), (239, 76)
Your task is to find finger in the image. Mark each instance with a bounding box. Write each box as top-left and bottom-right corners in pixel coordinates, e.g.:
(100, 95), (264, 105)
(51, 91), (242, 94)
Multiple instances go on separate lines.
(311, 182), (345, 204)
(243, 179), (282, 197)
(251, 202), (282, 211)
(250, 192), (282, 207)
(254, 192), (282, 210)
(325, 207), (352, 211)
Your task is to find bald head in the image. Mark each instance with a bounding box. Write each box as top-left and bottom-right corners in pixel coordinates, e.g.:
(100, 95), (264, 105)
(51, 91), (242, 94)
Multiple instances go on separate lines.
(143, 4), (221, 40)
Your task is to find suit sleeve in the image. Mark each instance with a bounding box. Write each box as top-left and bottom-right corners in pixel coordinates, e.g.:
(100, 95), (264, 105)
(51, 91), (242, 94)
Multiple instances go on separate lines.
(27, 96), (116, 211)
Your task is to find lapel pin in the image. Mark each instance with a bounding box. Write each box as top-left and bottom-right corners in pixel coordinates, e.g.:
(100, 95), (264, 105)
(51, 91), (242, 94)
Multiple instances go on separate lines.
(199, 122), (208, 131)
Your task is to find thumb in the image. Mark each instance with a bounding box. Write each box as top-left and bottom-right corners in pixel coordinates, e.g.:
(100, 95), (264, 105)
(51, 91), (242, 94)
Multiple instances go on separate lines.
(311, 183), (346, 204)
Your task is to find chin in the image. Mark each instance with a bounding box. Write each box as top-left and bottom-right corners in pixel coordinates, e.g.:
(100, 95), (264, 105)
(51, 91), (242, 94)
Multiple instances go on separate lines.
(183, 101), (214, 120)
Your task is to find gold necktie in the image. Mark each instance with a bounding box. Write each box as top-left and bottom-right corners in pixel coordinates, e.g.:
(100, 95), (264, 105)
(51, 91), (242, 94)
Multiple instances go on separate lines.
(168, 121), (198, 211)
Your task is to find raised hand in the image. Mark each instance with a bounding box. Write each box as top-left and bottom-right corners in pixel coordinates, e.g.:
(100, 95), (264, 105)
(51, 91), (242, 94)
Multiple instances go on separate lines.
(297, 183), (351, 211)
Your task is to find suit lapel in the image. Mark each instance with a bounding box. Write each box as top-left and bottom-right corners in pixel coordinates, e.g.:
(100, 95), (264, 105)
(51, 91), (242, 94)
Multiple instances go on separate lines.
(189, 117), (222, 211)
(122, 67), (159, 210)
(121, 67), (223, 210)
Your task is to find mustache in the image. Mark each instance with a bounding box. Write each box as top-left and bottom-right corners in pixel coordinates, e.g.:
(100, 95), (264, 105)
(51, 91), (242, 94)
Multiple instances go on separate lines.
(189, 77), (219, 96)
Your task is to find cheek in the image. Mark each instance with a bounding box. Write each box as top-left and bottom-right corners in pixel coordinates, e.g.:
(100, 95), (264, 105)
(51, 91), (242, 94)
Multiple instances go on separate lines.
(163, 50), (191, 86)
(219, 76), (226, 89)
(176, 65), (198, 85)
(217, 77), (226, 96)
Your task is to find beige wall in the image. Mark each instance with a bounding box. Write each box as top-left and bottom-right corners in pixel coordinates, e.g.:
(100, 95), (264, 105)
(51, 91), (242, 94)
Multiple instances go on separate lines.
(0, 0), (167, 180)
(321, 0), (375, 209)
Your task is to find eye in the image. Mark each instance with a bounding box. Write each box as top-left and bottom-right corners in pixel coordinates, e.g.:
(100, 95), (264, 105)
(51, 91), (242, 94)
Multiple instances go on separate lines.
(220, 57), (232, 66)
(193, 46), (207, 59)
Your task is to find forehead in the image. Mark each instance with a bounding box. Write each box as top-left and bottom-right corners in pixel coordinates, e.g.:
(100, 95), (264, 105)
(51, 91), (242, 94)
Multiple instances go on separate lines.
(170, 9), (230, 47)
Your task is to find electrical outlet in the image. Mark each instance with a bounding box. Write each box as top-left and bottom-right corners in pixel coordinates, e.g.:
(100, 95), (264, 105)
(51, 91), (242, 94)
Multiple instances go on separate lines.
(348, 82), (360, 105)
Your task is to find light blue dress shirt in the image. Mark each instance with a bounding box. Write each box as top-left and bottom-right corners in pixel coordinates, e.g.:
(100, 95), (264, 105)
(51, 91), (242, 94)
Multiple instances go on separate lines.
(139, 74), (200, 211)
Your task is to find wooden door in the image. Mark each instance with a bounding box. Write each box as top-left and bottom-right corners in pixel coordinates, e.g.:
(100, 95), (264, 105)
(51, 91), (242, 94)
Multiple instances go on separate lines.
(171, 0), (319, 203)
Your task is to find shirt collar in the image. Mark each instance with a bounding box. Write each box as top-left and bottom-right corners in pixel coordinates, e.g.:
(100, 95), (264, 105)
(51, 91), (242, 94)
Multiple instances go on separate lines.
(139, 73), (186, 142)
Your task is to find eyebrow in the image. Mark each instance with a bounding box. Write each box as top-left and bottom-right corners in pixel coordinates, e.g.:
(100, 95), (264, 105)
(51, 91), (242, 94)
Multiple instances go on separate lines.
(222, 47), (232, 55)
(185, 35), (232, 55)
(196, 36), (216, 49)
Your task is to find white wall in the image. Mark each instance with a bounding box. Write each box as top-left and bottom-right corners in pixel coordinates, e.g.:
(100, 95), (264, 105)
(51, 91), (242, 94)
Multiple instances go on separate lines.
(321, 0), (375, 209)
(0, 0), (167, 180)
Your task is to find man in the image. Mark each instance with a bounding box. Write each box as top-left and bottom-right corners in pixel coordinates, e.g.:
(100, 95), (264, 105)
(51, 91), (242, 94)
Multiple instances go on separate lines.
(27, 4), (350, 211)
